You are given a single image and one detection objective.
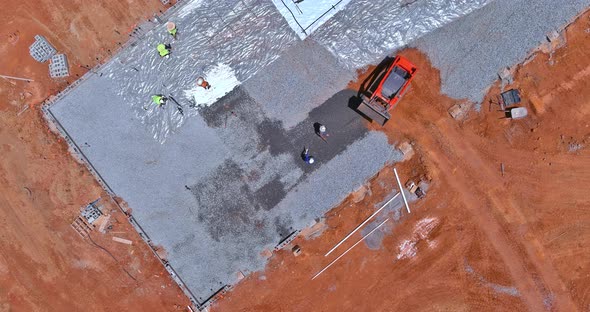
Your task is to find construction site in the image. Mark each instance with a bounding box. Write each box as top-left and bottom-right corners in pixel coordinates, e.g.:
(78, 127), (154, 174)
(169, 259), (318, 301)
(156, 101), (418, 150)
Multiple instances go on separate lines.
(1, 0), (590, 310)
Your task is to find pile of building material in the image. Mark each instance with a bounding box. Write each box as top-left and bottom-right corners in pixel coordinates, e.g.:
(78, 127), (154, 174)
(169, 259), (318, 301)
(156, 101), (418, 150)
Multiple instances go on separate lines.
(29, 35), (69, 78)
(29, 35), (56, 62)
(49, 54), (70, 78)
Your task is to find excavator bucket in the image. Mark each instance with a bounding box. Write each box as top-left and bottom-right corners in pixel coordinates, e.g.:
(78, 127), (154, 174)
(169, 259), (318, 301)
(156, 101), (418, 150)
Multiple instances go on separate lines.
(357, 97), (390, 126)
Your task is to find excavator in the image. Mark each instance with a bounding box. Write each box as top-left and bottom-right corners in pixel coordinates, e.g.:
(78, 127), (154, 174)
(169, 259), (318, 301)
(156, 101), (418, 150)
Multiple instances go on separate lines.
(356, 55), (417, 125)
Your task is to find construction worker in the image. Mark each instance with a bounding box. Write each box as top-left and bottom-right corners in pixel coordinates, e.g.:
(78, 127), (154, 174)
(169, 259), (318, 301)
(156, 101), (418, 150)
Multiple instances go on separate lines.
(151, 94), (168, 107)
(166, 22), (177, 39)
(157, 43), (171, 58)
(196, 77), (211, 89)
(301, 147), (315, 164)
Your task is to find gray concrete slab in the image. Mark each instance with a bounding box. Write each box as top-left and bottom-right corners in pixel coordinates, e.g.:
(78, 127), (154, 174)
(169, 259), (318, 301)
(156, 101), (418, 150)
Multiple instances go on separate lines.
(50, 77), (399, 302)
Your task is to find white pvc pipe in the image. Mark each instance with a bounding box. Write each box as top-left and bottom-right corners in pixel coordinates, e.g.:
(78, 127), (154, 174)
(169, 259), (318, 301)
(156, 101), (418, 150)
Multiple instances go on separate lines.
(394, 167), (411, 214)
(312, 218), (389, 280)
(324, 192), (399, 257)
(0, 74), (34, 82)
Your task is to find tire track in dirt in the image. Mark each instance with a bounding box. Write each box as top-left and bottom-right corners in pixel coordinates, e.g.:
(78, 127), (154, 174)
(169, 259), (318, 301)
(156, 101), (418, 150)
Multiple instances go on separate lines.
(372, 46), (583, 311)
(430, 119), (575, 311)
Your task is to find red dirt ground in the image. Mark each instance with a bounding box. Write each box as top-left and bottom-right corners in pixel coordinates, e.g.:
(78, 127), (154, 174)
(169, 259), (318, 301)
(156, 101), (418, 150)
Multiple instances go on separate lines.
(0, 0), (191, 311)
(213, 10), (590, 312)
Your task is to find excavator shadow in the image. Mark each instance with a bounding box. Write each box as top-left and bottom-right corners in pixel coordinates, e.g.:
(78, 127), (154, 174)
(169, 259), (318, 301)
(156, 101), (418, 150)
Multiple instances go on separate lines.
(348, 56), (395, 122)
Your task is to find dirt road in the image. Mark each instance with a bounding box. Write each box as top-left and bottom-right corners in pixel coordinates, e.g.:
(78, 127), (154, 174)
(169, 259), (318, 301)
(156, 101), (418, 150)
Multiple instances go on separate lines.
(0, 0), (190, 311)
(213, 10), (590, 312)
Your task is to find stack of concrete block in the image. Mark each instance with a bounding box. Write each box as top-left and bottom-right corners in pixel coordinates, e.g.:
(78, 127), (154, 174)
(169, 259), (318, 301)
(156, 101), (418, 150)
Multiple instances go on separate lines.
(29, 35), (56, 62)
(49, 54), (70, 78)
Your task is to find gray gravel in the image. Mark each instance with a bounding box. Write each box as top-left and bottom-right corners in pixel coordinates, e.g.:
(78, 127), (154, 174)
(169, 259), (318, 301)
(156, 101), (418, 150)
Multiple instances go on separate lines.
(412, 0), (590, 104)
(244, 39), (354, 129)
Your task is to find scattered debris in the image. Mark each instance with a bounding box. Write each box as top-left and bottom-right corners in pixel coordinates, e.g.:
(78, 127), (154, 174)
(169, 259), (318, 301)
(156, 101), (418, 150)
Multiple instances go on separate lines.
(292, 245), (301, 256)
(98, 214), (111, 233)
(8, 31), (19, 45)
(406, 181), (425, 199)
(397, 218), (440, 260)
(393, 168), (410, 214)
(112, 236), (133, 245)
(81, 201), (103, 224)
(568, 142), (584, 153)
(23, 186), (32, 198)
(414, 218), (439, 240)
(397, 141), (414, 160)
(448, 100), (474, 120)
(415, 187), (425, 199)
(498, 67), (513, 85)
(300, 218), (327, 240)
(29, 35), (56, 62)
(17, 105), (30, 116)
(396, 239), (417, 260)
(49, 54), (70, 78)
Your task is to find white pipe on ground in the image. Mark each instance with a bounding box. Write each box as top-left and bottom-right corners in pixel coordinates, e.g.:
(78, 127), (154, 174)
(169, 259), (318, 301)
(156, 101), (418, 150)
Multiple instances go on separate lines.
(312, 218), (390, 280)
(324, 192), (399, 257)
(0, 74), (34, 82)
(394, 167), (411, 214)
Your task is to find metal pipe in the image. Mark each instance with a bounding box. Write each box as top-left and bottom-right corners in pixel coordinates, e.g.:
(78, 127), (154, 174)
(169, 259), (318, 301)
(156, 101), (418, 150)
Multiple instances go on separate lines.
(394, 168), (411, 214)
(325, 192), (399, 257)
(313, 218), (389, 280)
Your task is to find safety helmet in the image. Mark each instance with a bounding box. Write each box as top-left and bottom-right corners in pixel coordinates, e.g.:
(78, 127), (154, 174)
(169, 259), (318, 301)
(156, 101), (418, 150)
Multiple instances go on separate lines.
(166, 22), (176, 31)
(196, 77), (204, 86)
(308, 157), (315, 164)
(319, 125), (326, 133)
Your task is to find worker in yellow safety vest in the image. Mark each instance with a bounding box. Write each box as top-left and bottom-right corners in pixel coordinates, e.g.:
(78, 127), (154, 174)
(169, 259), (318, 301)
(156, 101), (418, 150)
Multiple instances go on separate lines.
(151, 94), (168, 106)
(166, 22), (177, 39)
(157, 43), (171, 57)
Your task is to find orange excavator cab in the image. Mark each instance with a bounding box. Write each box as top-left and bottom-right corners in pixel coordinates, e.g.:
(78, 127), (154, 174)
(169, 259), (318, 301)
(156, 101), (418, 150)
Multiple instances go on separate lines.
(357, 55), (417, 125)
